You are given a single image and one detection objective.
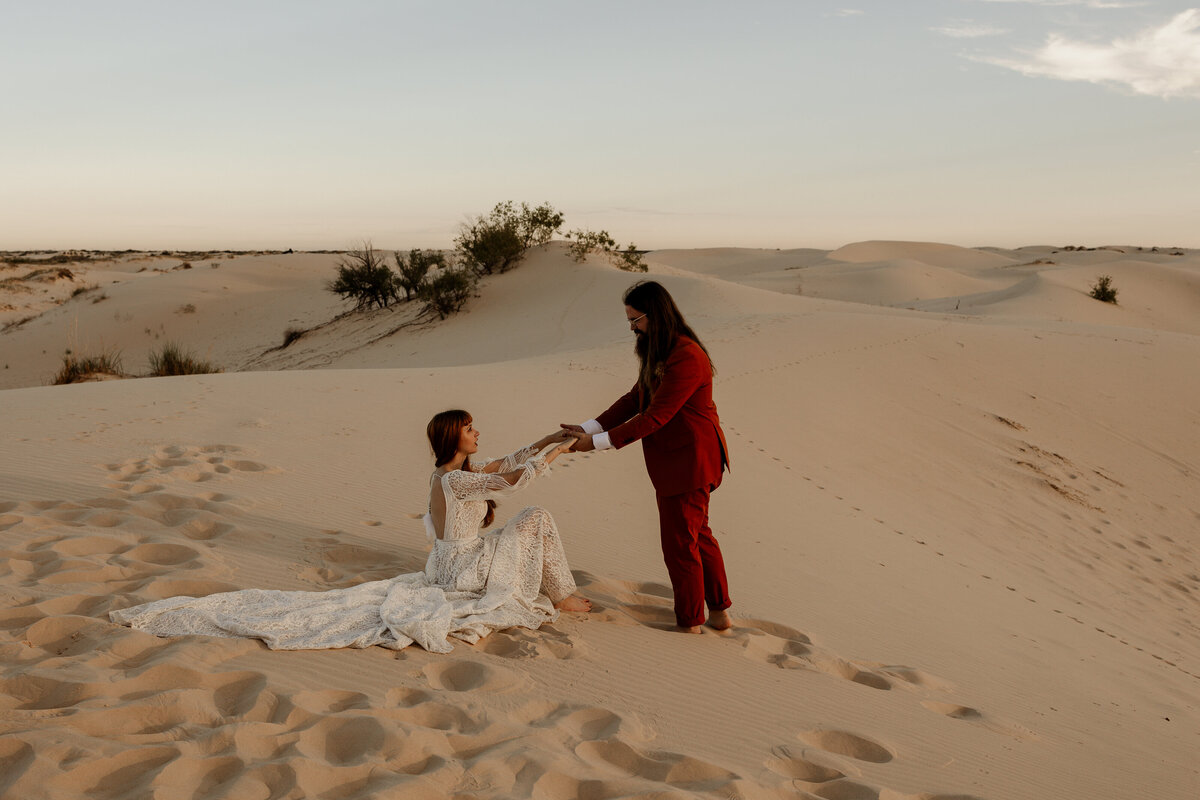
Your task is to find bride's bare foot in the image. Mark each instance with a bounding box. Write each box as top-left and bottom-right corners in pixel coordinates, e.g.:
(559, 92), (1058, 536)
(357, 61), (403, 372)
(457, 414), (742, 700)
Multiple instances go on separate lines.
(555, 595), (592, 613)
(675, 624), (705, 634)
(706, 608), (734, 631)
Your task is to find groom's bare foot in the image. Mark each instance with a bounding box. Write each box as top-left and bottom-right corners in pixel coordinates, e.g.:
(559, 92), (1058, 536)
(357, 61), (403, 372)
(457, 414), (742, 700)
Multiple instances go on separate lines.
(674, 624), (705, 634)
(706, 608), (734, 631)
(555, 595), (592, 612)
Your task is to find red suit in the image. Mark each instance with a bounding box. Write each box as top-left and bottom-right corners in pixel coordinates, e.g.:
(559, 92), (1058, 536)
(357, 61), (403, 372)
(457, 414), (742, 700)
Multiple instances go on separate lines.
(595, 335), (731, 627)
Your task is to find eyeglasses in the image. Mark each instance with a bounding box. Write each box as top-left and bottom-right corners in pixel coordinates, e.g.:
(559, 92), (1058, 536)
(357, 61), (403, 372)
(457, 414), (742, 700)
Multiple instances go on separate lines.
(627, 313), (646, 327)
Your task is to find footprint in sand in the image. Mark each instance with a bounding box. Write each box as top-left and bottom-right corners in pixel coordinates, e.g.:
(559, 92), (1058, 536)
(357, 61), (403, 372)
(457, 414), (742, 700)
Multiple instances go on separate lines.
(474, 624), (583, 660)
(42, 746), (178, 799)
(291, 689), (373, 714)
(573, 738), (740, 790)
(0, 672), (100, 712)
(765, 744), (844, 783)
(125, 542), (201, 566)
(797, 729), (894, 763)
(383, 699), (486, 734)
(921, 701), (982, 720)
(522, 703), (631, 741)
(383, 687), (435, 708)
(0, 738), (35, 790)
(296, 716), (388, 765)
(21, 614), (114, 658)
(179, 516), (234, 541)
(422, 659), (525, 694)
(137, 578), (240, 601)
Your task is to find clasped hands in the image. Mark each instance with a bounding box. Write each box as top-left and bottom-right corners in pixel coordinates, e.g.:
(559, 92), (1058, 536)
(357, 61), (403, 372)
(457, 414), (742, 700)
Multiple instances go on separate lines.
(540, 424), (595, 457)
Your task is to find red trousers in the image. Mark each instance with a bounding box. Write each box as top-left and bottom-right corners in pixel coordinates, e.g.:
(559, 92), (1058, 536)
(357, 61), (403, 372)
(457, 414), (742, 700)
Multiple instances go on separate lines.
(656, 484), (731, 628)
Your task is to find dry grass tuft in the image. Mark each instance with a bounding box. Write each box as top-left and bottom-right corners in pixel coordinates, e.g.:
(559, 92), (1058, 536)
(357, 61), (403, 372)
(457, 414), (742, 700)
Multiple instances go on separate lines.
(53, 351), (124, 384)
(147, 342), (221, 376)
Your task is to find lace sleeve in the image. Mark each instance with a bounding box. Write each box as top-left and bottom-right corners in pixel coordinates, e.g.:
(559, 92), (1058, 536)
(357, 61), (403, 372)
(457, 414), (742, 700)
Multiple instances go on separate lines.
(472, 444), (538, 474)
(495, 443), (539, 472)
(445, 457), (548, 502)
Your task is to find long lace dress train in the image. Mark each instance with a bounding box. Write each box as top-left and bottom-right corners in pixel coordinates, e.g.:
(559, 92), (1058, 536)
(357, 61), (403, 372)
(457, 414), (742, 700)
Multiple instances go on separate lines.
(109, 444), (577, 653)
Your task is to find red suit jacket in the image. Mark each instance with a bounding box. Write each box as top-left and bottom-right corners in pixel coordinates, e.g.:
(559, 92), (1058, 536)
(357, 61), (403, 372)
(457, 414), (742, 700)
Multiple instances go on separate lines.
(595, 336), (730, 498)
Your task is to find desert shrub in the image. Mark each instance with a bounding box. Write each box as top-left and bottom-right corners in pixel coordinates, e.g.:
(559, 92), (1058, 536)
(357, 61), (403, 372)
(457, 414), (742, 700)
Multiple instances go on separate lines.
(53, 351), (124, 384)
(565, 229), (617, 262)
(281, 327), (305, 348)
(177, 303), (196, 314)
(147, 342), (221, 376)
(616, 244), (648, 272)
(395, 248), (446, 301)
(515, 202), (565, 248)
(1089, 275), (1118, 304)
(420, 267), (477, 319)
(327, 243), (399, 309)
(454, 201), (563, 275)
(71, 284), (99, 298)
(564, 228), (648, 272)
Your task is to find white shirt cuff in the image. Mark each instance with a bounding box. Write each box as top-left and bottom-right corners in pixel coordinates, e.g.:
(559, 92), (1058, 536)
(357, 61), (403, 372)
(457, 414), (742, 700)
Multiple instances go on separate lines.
(593, 431), (614, 451)
(581, 419), (603, 435)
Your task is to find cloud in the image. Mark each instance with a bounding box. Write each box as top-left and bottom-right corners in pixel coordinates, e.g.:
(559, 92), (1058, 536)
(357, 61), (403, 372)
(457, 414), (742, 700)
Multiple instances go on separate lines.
(980, 9), (1200, 99)
(834, 9), (864, 16)
(975, 0), (1145, 8)
(932, 21), (1011, 38)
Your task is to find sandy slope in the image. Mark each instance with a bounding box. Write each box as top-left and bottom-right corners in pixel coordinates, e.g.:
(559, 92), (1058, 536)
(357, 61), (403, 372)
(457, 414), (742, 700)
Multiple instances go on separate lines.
(2, 241), (1198, 799)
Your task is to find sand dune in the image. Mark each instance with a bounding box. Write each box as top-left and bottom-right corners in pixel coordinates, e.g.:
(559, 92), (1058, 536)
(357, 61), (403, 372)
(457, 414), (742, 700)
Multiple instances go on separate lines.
(2, 241), (1199, 799)
(826, 240), (1017, 270)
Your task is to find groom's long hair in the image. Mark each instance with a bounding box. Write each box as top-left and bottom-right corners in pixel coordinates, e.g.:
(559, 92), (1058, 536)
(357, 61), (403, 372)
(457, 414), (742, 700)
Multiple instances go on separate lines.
(624, 281), (714, 410)
(427, 409), (496, 528)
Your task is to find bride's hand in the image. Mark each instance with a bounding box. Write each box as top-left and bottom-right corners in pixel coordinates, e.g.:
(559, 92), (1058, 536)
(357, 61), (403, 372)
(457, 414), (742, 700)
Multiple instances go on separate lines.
(545, 441), (574, 462)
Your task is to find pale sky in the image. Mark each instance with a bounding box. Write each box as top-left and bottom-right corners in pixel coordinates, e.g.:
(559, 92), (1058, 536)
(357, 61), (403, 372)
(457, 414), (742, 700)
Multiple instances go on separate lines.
(3, 0), (1198, 250)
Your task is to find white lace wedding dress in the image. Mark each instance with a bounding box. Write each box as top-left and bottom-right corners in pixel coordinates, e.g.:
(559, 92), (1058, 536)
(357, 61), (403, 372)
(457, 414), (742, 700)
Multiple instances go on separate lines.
(109, 444), (577, 653)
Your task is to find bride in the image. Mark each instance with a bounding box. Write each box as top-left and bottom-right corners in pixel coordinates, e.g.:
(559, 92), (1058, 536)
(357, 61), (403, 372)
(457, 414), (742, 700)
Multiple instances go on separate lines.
(109, 410), (591, 653)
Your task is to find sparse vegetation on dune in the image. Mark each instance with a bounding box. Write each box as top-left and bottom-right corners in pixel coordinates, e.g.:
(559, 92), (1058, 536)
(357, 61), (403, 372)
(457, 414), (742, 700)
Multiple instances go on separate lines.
(281, 327), (306, 348)
(321, 201), (644, 329)
(146, 342), (221, 376)
(52, 350), (125, 384)
(327, 243), (401, 310)
(1089, 275), (1119, 304)
(420, 267), (476, 319)
(564, 228), (648, 272)
(47, 341), (221, 385)
(395, 249), (445, 301)
(454, 201), (563, 276)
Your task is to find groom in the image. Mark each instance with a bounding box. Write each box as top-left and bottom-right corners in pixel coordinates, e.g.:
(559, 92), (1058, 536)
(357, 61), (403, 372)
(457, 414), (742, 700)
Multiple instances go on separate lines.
(563, 280), (732, 634)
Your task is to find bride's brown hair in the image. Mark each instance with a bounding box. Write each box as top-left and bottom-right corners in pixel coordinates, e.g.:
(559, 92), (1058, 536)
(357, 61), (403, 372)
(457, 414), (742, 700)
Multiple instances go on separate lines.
(427, 409), (496, 528)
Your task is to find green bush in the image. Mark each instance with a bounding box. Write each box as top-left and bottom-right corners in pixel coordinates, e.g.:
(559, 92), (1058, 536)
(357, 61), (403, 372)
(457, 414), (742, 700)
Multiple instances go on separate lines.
(616, 244), (648, 273)
(420, 267), (477, 319)
(327, 243), (399, 309)
(1089, 274), (1118, 304)
(53, 351), (124, 384)
(395, 248), (446, 301)
(454, 201), (563, 275)
(564, 228), (648, 272)
(565, 229), (617, 262)
(147, 342), (221, 376)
